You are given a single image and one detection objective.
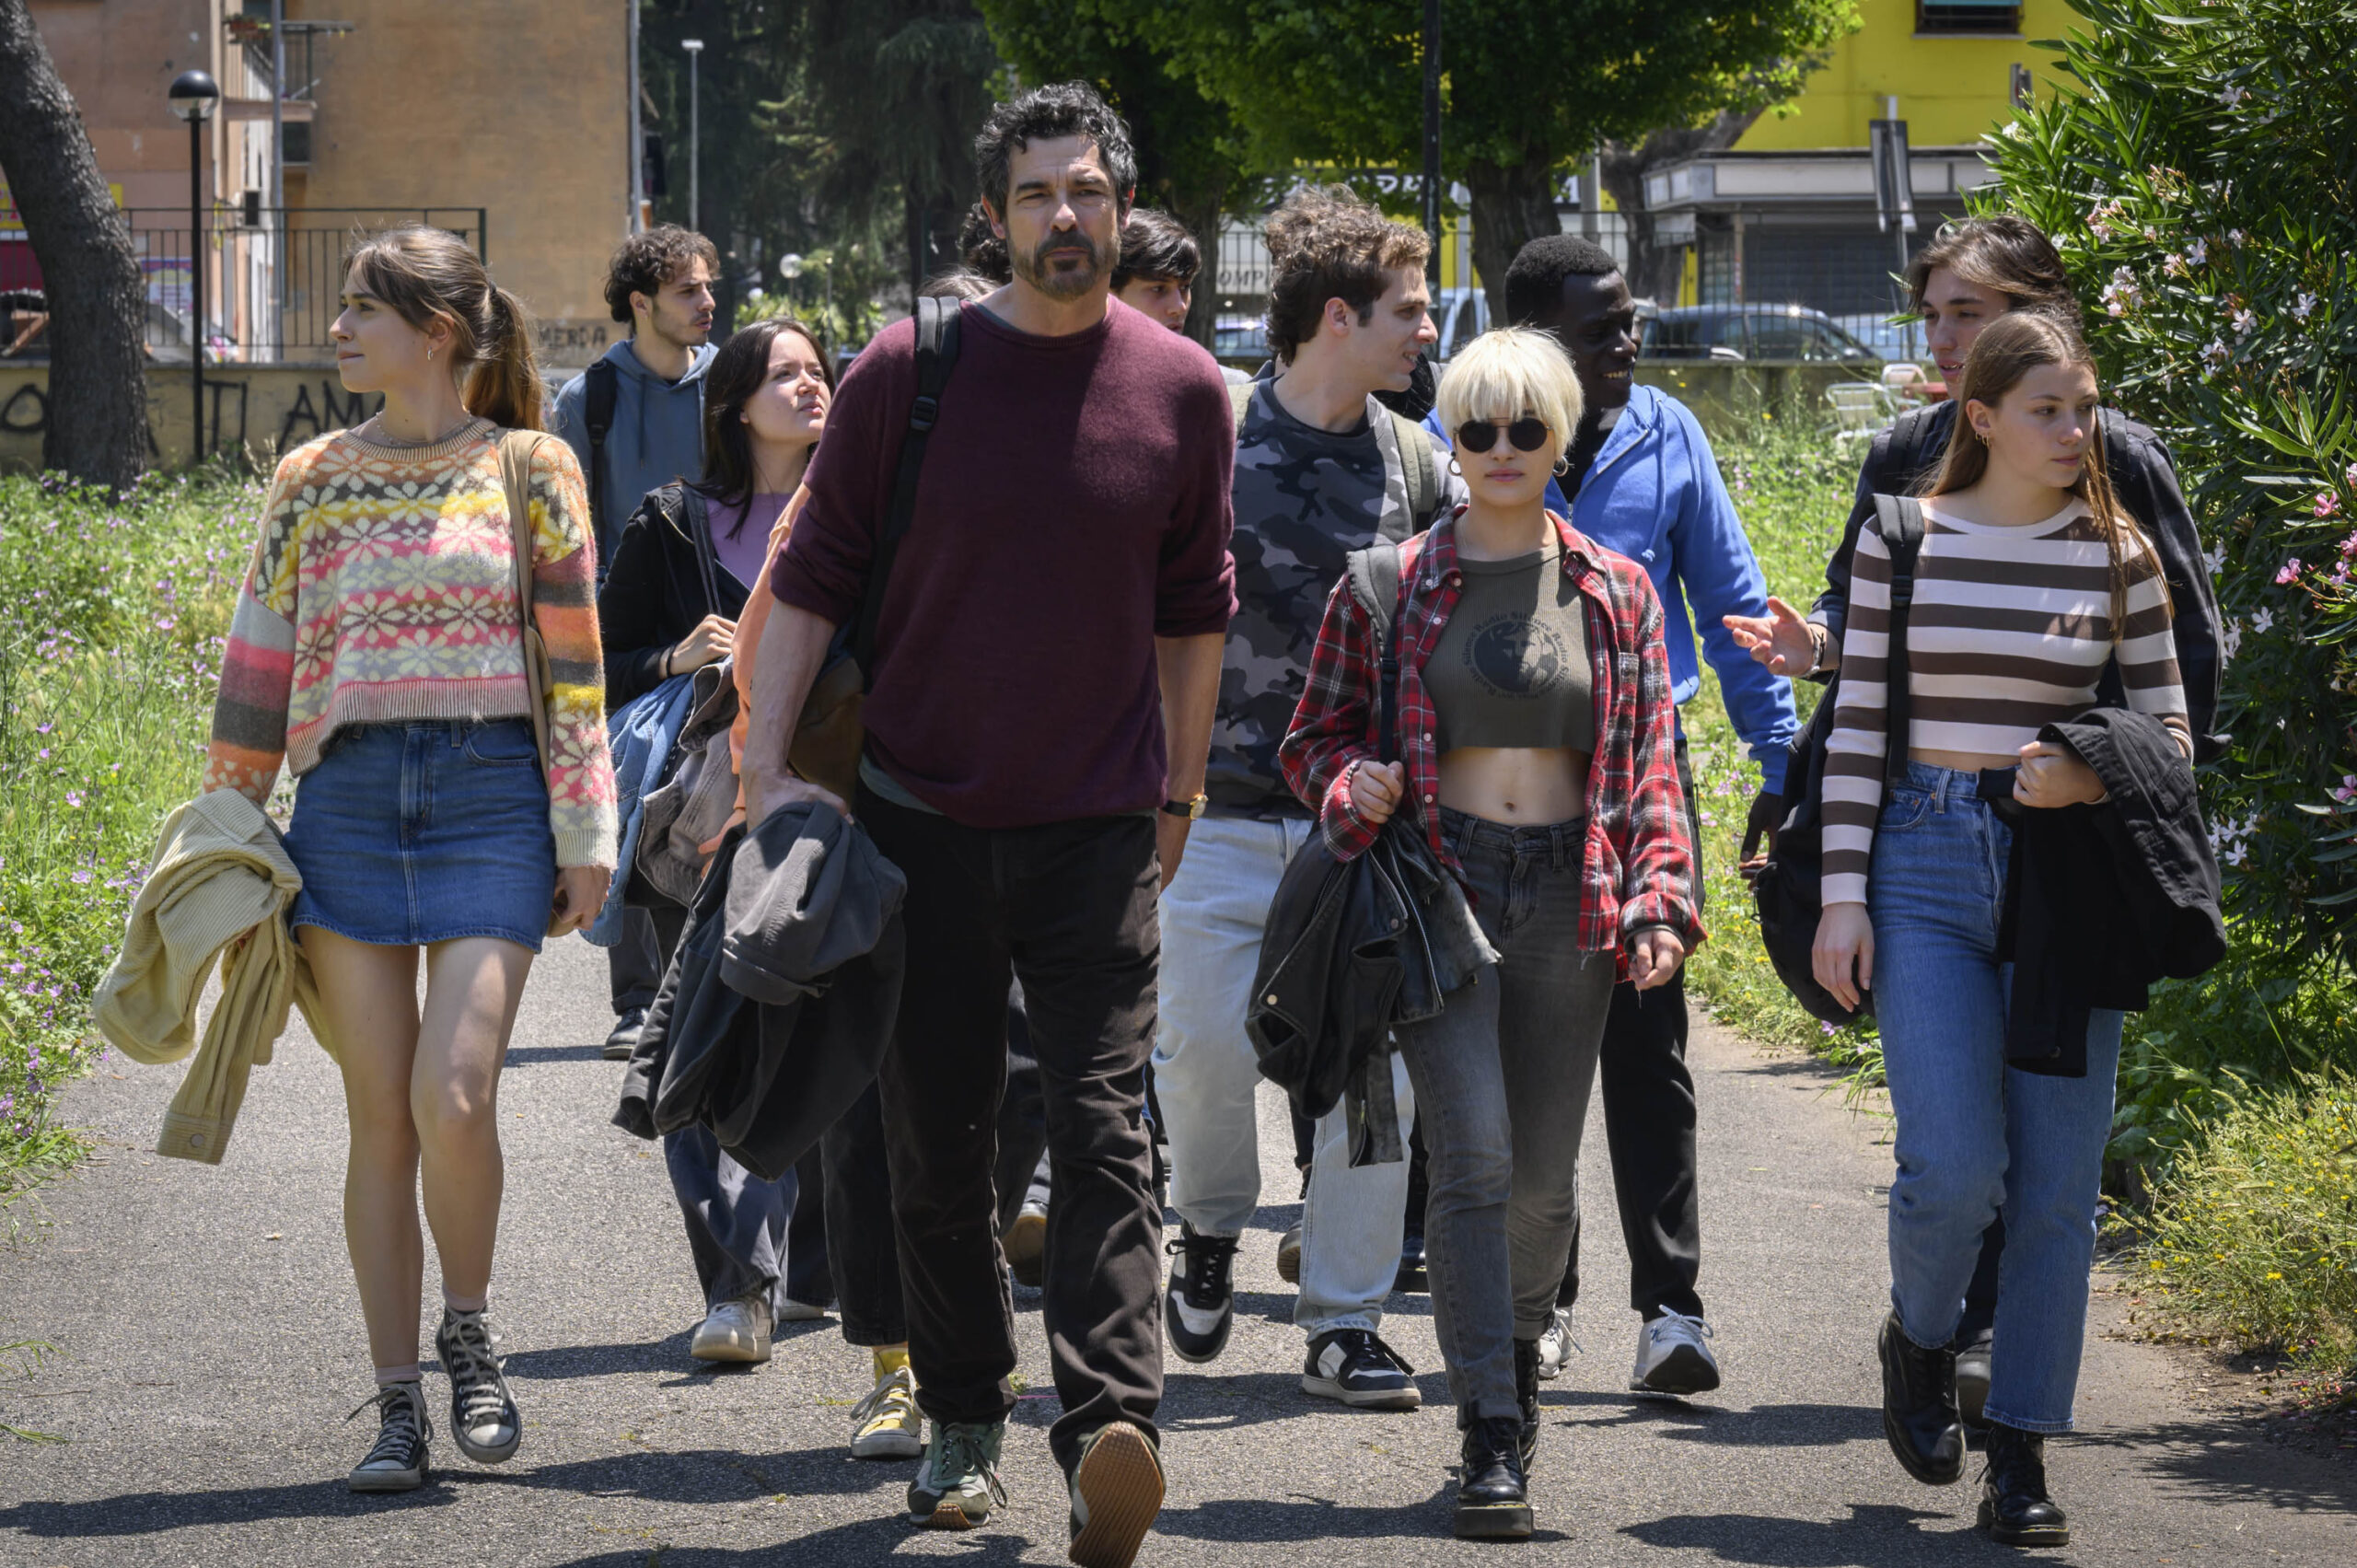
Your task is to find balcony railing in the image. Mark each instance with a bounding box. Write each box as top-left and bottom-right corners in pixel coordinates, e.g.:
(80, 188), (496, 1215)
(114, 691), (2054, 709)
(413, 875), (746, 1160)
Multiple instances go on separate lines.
(117, 206), (487, 363)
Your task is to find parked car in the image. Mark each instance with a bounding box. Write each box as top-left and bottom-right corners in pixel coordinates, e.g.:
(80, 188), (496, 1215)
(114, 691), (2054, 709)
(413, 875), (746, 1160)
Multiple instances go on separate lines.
(1213, 313), (1270, 367)
(1640, 305), (1878, 366)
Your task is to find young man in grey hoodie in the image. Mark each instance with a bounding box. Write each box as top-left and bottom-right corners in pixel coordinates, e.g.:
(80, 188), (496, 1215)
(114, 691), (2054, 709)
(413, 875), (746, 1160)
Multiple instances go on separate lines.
(551, 226), (720, 575)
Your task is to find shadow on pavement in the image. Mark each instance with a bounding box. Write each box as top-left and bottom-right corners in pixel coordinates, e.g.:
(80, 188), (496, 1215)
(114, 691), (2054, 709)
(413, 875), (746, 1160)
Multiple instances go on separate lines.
(0, 1445), (913, 1538)
(502, 1043), (608, 1064)
(1620, 1503), (2002, 1564)
(545, 1518), (1043, 1567)
(1550, 1389), (1882, 1447)
(1155, 1485), (1569, 1544)
(2070, 1415), (2357, 1515)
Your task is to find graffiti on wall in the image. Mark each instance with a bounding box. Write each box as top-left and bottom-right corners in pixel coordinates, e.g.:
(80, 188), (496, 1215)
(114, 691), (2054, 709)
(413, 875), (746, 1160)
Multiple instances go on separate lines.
(277, 378), (379, 448)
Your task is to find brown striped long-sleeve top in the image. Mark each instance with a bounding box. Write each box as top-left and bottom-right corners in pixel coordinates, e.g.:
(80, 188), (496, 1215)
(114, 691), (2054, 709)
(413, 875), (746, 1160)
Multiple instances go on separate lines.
(1820, 498), (2189, 906)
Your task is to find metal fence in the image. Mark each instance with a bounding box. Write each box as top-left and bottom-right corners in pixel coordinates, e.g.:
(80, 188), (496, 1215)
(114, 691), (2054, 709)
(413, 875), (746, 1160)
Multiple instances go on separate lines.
(117, 207), (487, 363)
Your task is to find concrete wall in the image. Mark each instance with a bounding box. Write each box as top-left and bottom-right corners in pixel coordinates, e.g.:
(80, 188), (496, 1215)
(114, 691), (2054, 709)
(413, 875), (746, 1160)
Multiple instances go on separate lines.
(0, 360), (1892, 476)
(0, 361), (378, 471)
(1736, 0), (2070, 151)
(25, 0), (220, 214)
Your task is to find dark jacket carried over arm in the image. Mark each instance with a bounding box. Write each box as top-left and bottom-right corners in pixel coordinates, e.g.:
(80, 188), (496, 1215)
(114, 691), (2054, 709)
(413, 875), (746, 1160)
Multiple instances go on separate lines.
(1813, 402), (2224, 759)
(596, 482), (751, 710)
(613, 799), (906, 1181)
(1997, 707), (2224, 1076)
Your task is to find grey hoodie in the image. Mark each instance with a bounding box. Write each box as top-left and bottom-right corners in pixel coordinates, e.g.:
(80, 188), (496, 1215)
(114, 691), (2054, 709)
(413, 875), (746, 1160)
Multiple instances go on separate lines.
(549, 337), (717, 574)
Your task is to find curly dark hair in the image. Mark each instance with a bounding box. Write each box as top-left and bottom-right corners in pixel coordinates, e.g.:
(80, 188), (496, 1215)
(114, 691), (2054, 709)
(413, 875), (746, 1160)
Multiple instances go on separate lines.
(1113, 207), (1201, 291)
(1905, 215), (2079, 323)
(973, 82), (1136, 219)
(1262, 186), (1429, 365)
(602, 225), (721, 325)
(956, 202), (1012, 285)
(1504, 234), (1621, 325)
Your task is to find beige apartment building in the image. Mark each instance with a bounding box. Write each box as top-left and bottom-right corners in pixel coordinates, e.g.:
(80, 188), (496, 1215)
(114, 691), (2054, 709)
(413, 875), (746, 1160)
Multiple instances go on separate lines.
(12, 0), (630, 367)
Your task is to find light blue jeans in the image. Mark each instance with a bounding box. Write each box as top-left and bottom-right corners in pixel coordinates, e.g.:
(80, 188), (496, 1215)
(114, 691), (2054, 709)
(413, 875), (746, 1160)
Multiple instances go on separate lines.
(1870, 761), (2123, 1434)
(1152, 813), (1414, 1337)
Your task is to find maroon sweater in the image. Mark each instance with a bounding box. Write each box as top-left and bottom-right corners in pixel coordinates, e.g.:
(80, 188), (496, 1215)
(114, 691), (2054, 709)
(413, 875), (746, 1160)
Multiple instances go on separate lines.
(771, 298), (1237, 829)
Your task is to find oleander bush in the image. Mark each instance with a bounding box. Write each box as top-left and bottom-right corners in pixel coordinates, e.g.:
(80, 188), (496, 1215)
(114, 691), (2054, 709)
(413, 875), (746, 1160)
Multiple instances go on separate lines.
(1991, 0), (2357, 962)
(0, 469), (257, 1198)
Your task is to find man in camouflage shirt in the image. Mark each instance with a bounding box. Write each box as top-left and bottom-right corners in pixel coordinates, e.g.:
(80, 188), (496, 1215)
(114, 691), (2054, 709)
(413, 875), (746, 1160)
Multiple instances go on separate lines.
(1155, 188), (1462, 1409)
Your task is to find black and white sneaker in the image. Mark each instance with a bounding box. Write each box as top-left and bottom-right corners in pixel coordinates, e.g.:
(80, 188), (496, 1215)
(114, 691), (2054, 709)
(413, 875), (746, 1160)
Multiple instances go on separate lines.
(1164, 1223), (1239, 1364)
(1302, 1328), (1421, 1410)
(346, 1380), (433, 1493)
(435, 1307), (521, 1463)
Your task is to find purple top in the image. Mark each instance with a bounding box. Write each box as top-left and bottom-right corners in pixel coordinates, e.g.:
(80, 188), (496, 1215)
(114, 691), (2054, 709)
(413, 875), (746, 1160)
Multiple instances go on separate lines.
(707, 492), (789, 594)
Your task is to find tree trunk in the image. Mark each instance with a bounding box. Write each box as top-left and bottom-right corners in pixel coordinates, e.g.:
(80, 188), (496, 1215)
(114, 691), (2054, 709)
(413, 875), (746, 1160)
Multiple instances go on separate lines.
(1465, 157), (1562, 327)
(1599, 110), (1765, 308)
(0, 0), (149, 486)
(1177, 191), (1224, 352)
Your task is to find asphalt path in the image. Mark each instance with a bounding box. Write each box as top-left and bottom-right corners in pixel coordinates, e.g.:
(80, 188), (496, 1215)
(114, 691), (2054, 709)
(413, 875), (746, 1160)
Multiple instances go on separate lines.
(2, 934), (2351, 1566)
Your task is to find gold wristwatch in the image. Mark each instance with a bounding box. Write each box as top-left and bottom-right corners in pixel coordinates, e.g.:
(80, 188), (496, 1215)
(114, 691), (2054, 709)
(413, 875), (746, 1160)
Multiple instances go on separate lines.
(1160, 793), (1209, 820)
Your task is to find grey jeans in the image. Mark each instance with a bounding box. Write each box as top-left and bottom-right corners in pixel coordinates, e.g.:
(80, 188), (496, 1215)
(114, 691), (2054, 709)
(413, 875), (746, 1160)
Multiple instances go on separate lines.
(1393, 807), (1615, 1423)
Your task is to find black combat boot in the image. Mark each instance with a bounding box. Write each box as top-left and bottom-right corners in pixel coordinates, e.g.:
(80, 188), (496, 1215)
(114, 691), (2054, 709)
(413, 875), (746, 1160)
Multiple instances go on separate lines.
(1979, 1422), (2070, 1547)
(1454, 1415), (1533, 1539)
(1513, 1337), (1542, 1471)
(1878, 1309), (1964, 1484)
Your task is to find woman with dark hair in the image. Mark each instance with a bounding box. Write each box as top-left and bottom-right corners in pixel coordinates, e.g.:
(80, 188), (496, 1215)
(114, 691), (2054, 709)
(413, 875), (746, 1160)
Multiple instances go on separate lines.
(1724, 214), (2223, 1434)
(203, 226), (616, 1491)
(597, 316), (849, 1381)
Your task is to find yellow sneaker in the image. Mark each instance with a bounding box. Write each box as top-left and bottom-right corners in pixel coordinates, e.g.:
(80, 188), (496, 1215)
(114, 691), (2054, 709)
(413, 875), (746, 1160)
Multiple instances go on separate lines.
(851, 1355), (923, 1459)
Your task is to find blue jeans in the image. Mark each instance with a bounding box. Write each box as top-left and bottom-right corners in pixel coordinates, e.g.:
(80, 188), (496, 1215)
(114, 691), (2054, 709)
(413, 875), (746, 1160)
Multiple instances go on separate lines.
(1870, 762), (2122, 1434)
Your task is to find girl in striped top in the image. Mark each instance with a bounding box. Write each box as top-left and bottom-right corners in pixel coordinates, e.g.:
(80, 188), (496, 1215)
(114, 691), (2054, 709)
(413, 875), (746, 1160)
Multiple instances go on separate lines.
(1813, 312), (2189, 1538)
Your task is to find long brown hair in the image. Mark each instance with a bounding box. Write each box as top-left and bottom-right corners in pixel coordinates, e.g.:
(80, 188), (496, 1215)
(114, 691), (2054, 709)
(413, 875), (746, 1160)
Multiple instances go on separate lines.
(696, 316), (835, 522)
(1927, 311), (2165, 639)
(346, 226), (545, 431)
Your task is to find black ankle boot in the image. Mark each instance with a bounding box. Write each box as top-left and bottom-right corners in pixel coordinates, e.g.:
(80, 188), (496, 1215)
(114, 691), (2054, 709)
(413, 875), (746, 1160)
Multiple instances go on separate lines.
(1878, 1310), (1964, 1485)
(1979, 1422), (2070, 1547)
(1513, 1338), (1542, 1472)
(1454, 1415), (1532, 1539)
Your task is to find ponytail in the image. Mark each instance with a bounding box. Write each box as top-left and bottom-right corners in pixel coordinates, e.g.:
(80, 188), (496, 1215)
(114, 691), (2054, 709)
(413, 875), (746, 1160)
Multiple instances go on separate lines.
(466, 286), (546, 432)
(347, 226), (547, 432)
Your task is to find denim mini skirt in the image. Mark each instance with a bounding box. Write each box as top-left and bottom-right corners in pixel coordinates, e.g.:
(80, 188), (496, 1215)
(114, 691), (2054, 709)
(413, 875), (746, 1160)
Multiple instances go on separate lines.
(285, 719), (557, 951)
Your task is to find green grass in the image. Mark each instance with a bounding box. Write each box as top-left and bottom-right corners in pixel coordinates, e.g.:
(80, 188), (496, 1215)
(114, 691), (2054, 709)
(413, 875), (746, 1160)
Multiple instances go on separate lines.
(0, 467), (260, 1201)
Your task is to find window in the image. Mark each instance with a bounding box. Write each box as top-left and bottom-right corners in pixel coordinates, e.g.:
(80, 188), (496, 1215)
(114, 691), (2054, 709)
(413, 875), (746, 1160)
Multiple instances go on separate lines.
(1917, 2), (2023, 35)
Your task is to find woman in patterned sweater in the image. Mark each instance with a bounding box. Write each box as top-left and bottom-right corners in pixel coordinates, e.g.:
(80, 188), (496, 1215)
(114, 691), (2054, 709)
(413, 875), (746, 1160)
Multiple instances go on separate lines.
(204, 227), (617, 1493)
(1813, 313), (2188, 1548)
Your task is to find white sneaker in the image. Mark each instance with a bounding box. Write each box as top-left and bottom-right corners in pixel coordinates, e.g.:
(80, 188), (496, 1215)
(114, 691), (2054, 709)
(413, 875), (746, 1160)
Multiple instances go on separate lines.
(1536, 1306), (1580, 1379)
(775, 1298), (831, 1323)
(691, 1294), (773, 1363)
(1630, 1310), (1719, 1397)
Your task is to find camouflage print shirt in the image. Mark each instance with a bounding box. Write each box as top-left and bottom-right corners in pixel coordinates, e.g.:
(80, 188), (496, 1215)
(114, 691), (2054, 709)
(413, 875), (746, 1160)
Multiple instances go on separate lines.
(1209, 374), (1465, 817)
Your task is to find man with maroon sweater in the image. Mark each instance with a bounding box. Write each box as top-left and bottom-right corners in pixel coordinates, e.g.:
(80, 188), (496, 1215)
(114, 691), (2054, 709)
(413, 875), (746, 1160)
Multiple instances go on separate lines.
(743, 84), (1234, 1568)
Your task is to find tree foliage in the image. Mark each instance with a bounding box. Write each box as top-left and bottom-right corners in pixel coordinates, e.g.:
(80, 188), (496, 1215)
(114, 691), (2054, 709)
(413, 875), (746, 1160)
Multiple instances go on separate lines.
(1989, 0), (2357, 963)
(1089, 0), (1856, 314)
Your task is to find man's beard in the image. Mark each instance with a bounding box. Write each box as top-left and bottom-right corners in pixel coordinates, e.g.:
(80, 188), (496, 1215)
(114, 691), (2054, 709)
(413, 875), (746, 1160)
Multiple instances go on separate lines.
(1014, 227), (1115, 300)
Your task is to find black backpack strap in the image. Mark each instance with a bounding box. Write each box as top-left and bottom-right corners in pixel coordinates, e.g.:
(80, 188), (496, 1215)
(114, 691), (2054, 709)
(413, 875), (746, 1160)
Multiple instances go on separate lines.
(583, 358), (619, 547)
(1344, 540), (1407, 763)
(851, 296), (961, 685)
(679, 485), (721, 615)
(1871, 494), (1928, 792)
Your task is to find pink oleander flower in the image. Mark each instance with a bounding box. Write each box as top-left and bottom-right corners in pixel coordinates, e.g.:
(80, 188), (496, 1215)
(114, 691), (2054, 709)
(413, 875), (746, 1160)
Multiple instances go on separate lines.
(2316, 493), (2341, 519)
(2278, 558), (2304, 584)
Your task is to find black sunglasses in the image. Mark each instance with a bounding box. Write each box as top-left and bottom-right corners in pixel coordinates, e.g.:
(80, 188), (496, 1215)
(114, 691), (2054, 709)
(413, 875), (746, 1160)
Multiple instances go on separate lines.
(1455, 417), (1550, 454)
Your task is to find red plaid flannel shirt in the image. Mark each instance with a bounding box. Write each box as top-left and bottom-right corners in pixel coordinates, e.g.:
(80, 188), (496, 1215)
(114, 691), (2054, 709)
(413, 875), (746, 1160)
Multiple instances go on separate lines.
(1278, 510), (1701, 963)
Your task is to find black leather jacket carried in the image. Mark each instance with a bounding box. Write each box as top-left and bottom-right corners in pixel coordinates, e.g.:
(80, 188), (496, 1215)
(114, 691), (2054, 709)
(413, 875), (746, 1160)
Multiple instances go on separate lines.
(1814, 401), (2225, 761)
(1245, 820), (1495, 1166)
(1998, 708), (2224, 1076)
(596, 482), (753, 710)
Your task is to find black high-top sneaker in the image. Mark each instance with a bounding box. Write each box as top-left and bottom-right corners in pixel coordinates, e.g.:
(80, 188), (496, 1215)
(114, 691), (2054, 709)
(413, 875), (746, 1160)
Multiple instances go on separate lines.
(1979, 1422), (2070, 1547)
(346, 1380), (433, 1493)
(1454, 1415), (1533, 1539)
(435, 1307), (521, 1464)
(1162, 1222), (1239, 1364)
(1877, 1309), (1964, 1484)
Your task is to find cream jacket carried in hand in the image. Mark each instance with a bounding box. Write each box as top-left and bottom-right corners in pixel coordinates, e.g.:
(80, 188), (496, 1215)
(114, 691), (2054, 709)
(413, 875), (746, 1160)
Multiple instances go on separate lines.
(93, 789), (334, 1164)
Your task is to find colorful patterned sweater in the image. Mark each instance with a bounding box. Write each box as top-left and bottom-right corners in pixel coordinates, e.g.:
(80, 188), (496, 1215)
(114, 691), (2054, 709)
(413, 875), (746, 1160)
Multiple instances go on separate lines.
(204, 421), (619, 869)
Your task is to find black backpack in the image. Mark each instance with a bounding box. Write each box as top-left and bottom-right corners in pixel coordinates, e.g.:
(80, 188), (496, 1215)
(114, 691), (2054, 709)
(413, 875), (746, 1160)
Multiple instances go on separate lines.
(1747, 494), (1926, 1025)
(582, 356), (620, 561)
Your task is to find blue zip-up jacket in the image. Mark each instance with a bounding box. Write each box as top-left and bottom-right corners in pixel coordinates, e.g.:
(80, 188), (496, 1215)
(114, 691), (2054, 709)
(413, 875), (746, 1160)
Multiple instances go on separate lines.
(586, 671), (700, 947)
(549, 338), (717, 575)
(1425, 382), (1797, 792)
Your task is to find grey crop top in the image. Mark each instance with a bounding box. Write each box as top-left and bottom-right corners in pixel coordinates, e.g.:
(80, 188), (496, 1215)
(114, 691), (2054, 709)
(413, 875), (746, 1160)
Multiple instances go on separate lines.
(1426, 540), (1595, 753)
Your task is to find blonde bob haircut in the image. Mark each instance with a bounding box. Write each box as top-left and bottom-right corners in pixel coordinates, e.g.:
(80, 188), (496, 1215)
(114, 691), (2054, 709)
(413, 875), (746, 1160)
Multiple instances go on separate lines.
(1434, 327), (1585, 467)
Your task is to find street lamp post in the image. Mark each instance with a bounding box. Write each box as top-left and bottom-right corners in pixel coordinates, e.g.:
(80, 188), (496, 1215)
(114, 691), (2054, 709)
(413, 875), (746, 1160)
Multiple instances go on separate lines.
(682, 39), (703, 234)
(1421, 0), (1441, 285)
(168, 70), (220, 462)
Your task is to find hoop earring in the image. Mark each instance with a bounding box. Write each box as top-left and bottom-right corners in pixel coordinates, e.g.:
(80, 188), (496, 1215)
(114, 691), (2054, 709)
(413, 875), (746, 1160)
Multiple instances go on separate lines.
(1552, 456), (1571, 476)
(1446, 456), (1463, 476)
(426, 346), (435, 363)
